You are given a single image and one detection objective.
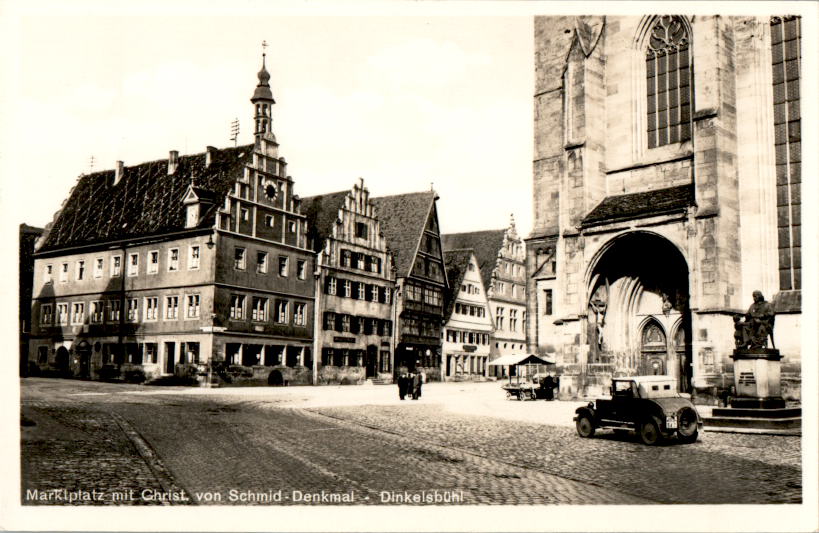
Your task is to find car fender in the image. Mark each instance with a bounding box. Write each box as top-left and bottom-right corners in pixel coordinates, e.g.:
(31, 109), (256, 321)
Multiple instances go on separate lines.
(574, 403), (597, 424)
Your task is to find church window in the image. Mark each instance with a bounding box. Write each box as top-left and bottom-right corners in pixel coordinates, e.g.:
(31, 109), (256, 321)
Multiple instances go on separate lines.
(645, 16), (692, 148)
(771, 16), (801, 291)
(544, 289), (553, 315)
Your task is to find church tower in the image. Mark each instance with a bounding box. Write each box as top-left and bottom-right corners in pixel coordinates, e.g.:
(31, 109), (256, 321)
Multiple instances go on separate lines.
(251, 44), (276, 139)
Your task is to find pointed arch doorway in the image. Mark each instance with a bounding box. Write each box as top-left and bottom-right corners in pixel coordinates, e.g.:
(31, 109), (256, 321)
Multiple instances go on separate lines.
(640, 320), (666, 375)
(587, 231), (692, 391)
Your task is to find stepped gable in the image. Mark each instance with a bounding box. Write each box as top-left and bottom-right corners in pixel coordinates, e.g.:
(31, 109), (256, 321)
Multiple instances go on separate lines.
(442, 248), (474, 322)
(442, 229), (505, 290)
(581, 184), (694, 227)
(38, 144), (253, 252)
(301, 190), (349, 253)
(370, 190), (436, 278)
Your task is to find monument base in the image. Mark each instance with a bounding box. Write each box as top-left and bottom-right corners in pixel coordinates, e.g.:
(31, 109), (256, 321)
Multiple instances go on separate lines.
(731, 348), (782, 399)
(702, 348), (800, 434)
(729, 396), (785, 409)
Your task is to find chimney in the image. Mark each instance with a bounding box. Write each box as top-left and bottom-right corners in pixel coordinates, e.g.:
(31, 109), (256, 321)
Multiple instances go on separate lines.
(205, 146), (216, 168)
(114, 161), (124, 186)
(168, 150), (179, 175)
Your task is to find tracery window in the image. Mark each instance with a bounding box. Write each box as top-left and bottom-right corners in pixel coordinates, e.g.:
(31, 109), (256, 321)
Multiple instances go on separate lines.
(771, 16), (801, 291)
(646, 16), (692, 148)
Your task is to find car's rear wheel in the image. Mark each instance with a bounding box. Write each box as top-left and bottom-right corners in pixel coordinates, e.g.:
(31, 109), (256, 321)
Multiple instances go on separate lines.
(517, 392), (524, 401)
(677, 407), (699, 443)
(639, 417), (663, 446)
(576, 413), (595, 438)
(529, 390), (537, 401)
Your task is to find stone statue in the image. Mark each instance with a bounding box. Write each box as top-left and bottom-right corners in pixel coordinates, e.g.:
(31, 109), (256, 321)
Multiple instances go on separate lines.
(589, 296), (606, 348)
(735, 290), (776, 350)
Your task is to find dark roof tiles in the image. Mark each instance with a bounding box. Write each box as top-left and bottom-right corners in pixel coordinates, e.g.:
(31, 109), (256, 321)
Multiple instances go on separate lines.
(441, 229), (505, 289)
(370, 191), (437, 278)
(301, 190), (350, 253)
(582, 184), (694, 226)
(39, 144), (253, 251)
(442, 249), (475, 321)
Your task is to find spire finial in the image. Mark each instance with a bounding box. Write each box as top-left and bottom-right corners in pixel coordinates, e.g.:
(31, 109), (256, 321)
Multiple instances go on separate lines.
(261, 40), (267, 67)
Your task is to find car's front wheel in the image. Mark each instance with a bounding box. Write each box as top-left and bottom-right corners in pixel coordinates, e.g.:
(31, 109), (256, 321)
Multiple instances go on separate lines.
(575, 413), (595, 438)
(639, 417), (663, 446)
(677, 407), (700, 443)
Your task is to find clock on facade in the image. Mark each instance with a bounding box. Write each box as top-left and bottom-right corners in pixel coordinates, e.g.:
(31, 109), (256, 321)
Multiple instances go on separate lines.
(264, 181), (277, 200)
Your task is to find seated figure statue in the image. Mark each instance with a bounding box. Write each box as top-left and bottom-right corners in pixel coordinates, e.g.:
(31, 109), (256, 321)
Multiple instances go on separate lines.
(742, 290), (776, 349)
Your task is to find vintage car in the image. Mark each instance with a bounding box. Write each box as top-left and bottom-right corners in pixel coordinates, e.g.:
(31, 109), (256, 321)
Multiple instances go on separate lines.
(573, 376), (702, 445)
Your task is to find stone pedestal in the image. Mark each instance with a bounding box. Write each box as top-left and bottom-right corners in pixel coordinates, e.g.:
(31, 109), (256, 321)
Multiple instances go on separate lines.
(730, 348), (785, 408)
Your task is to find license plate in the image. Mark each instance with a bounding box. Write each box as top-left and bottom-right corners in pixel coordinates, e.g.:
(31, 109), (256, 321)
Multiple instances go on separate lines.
(666, 416), (677, 429)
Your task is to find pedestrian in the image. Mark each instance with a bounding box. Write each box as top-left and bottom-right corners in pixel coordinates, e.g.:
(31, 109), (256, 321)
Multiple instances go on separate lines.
(543, 373), (554, 401)
(397, 371), (409, 400)
(412, 371), (423, 400)
(553, 375), (560, 400)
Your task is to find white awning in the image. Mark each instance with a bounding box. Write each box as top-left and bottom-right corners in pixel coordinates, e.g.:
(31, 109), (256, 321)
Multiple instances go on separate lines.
(488, 353), (556, 366)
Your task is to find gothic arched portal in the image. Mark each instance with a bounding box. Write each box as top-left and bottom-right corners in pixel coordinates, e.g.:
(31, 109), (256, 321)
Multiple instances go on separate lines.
(587, 231), (692, 391)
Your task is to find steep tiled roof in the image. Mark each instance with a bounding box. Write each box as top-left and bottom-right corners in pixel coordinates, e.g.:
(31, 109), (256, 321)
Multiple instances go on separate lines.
(442, 249), (474, 322)
(582, 184), (694, 227)
(441, 229), (505, 290)
(371, 191), (436, 278)
(301, 190), (349, 253)
(38, 144), (253, 252)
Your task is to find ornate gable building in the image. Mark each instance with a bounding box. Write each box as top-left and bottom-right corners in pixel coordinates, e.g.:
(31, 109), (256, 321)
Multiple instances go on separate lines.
(303, 179), (397, 385)
(371, 191), (447, 380)
(441, 249), (493, 380)
(442, 217), (528, 378)
(527, 16), (802, 399)
(28, 55), (316, 385)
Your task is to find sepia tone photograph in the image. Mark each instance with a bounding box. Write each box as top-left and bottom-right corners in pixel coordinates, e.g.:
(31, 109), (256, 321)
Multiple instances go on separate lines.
(3, 2), (817, 532)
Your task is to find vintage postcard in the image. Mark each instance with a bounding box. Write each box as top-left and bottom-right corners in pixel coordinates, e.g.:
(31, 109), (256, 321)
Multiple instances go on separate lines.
(2, 1), (817, 531)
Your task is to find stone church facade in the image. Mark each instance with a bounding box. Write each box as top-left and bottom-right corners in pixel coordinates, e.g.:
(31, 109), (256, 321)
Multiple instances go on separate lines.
(526, 16), (801, 399)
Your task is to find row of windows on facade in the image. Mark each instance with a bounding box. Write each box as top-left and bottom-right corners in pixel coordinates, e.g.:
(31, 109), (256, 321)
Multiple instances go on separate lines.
(401, 317), (439, 338)
(225, 344), (308, 367)
(43, 246), (202, 283)
(446, 354), (488, 376)
(234, 247), (307, 279)
(322, 312), (393, 337)
(495, 307), (525, 332)
(37, 342), (200, 366)
(320, 348), (392, 373)
(40, 294), (307, 327)
(324, 276), (392, 304)
(403, 284), (442, 307)
(492, 280), (524, 298)
(40, 295), (205, 326)
(233, 205), (299, 235)
(498, 260), (524, 278)
(444, 329), (490, 346)
(337, 248), (383, 274)
(460, 282), (481, 295)
(454, 302), (487, 318)
(228, 294), (306, 325)
(413, 255), (442, 280)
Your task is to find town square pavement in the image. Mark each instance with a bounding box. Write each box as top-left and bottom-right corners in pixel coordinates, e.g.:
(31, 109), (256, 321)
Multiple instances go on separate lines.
(20, 378), (801, 505)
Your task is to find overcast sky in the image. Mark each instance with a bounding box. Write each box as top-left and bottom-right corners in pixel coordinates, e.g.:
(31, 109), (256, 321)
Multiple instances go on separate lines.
(2, 8), (534, 237)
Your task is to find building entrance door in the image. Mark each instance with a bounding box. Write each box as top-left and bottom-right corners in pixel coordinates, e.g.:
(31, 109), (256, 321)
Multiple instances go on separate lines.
(366, 345), (378, 378)
(77, 342), (91, 378)
(165, 342), (176, 374)
(54, 347), (70, 376)
(640, 321), (667, 375)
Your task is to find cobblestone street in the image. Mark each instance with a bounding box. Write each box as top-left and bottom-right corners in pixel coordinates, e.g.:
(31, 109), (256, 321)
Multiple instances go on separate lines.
(20, 378), (801, 506)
